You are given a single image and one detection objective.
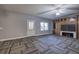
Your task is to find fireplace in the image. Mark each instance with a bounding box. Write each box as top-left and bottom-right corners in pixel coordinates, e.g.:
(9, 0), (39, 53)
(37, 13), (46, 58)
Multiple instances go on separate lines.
(60, 31), (76, 38)
(62, 32), (73, 37)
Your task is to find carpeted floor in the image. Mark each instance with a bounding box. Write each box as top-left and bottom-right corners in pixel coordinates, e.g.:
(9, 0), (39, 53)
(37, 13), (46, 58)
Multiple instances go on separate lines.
(0, 35), (79, 54)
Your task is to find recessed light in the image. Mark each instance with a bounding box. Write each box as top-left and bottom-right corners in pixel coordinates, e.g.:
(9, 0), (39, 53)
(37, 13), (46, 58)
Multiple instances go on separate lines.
(56, 12), (60, 16)
(70, 18), (75, 21)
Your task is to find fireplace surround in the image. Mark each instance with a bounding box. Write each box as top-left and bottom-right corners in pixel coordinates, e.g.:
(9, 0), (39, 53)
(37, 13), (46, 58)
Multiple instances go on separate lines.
(60, 31), (76, 38)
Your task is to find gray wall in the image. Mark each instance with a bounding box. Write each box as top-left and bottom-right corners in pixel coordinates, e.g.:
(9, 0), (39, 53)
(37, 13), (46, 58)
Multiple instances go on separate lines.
(0, 10), (53, 40)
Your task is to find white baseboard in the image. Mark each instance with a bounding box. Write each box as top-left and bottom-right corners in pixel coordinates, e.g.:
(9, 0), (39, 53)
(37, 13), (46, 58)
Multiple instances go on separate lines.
(0, 36), (28, 42)
(0, 33), (51, 42)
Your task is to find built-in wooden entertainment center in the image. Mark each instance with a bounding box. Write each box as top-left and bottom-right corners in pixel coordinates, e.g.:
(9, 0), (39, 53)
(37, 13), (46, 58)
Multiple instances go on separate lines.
(53, 15), (79, 39)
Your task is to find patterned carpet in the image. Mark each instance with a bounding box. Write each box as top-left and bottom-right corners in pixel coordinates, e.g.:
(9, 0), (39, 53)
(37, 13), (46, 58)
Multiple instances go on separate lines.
(0, 35), (79, 54)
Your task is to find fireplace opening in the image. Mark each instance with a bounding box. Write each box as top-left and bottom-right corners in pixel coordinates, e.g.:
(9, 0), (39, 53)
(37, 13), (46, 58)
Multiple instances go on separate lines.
(62, 32), (73, 38)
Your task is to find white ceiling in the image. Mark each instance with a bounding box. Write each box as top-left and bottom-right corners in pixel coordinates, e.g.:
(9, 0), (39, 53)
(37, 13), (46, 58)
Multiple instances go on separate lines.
(0, 4), (79, 20)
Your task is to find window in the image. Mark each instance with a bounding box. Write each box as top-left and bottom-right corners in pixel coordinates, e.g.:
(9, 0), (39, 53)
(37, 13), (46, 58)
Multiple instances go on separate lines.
(40, 22), (48, 31)
(28, 21), (34, 30)
(45, 23), (48, 30)
(40, 22), (44, 31)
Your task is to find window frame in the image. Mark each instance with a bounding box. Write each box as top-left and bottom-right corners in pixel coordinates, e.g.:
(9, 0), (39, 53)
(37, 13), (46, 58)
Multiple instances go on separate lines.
(28, 21), (34, 30)
(40, 22), (49, 31)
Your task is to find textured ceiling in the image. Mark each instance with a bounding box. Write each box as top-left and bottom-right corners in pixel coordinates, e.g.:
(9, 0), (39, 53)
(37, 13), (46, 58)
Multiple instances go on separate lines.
(0, 4), (79, 20)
